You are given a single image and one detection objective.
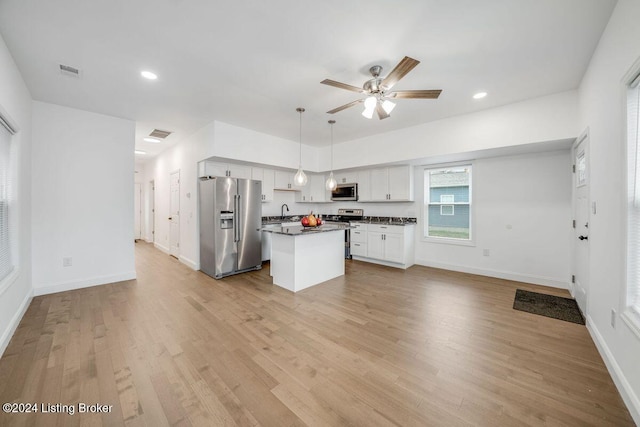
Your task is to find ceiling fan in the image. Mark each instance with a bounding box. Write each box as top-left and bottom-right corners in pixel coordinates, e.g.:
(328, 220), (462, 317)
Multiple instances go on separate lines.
(321, 56), (442, 120)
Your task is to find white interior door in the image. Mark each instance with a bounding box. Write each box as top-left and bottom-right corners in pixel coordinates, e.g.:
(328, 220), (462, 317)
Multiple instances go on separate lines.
(149, 180), (155, 242)
(169, 171), (180, 257)
(572, 133), (590, 315)
(134, 183), (142, 240)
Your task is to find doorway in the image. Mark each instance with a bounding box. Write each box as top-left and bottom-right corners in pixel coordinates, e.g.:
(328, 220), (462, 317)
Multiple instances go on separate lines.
(134, 183), (142, 240)
(149, 180), (155, 243)
(169, 171), (180, 258)
(572, 130), (590, 315)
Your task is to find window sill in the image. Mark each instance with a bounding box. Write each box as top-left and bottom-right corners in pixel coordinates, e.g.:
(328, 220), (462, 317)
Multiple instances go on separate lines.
(621, 309), (640, 341)
(0, 267), (20, 296)
(421, 236), (475, 247)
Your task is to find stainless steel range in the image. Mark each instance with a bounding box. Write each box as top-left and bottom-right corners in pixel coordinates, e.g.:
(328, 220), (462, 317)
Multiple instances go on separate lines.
(323, 208), (363, 259)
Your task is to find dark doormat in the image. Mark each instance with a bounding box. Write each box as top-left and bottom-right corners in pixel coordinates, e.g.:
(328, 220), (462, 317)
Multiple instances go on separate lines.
(513, 289), (585, 325)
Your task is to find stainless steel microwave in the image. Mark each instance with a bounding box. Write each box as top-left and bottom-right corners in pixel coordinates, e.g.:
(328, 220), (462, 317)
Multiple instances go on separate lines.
(331, 183), (358, 201)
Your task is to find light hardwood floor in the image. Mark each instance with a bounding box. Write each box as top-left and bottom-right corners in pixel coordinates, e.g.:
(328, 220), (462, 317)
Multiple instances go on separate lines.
(0, 241), (634, 426)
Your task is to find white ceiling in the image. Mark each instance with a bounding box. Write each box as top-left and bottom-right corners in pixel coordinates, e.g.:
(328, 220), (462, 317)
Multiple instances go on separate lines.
(0, 0), (616, 159)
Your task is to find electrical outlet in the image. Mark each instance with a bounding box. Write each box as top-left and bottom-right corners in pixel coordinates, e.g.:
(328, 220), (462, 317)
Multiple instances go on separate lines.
(62, 257), (72, 267)
(483, 249), (490, 256)
(611, 309), (617, 328)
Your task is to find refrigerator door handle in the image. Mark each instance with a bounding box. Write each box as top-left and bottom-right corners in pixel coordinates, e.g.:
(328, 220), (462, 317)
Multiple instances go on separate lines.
(233, 194), (239, 242)
(237, 194), (242, 242)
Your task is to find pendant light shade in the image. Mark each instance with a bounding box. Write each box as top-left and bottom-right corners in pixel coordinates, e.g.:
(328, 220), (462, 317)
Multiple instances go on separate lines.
(325, 120), (338, 191)
(294, 107), (308, 186)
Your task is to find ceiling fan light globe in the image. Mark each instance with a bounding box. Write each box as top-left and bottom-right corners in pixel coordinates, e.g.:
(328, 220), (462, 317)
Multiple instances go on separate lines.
(362, 107), (375, 119)
(364, 96), (377, 109)
(294, 168), (308, 186)
(382, 100), (396, 114)
(325, 172), (337, 191)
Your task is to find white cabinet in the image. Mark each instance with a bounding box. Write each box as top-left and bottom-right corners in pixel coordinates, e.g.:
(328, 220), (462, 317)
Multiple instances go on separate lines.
(355, 223), (415, 269)
(335, 171), (358, 185)
(357, 170), (372, 202)
(350, 223), (368, 257)
(297, 174), (332, 203)
(368, 166), (413, 201)
(204, 161), (251, 179)
(274, 171), (296, 190)
(251, 167), (275, 202)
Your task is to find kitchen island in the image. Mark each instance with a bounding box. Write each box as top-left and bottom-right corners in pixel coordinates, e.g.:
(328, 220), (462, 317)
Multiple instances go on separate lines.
(262, 224), (351, 292)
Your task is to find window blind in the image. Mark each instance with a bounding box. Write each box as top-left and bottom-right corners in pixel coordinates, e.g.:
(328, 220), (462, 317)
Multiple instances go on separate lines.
(627, 76), (640, 315)
(0, 123), (12, 281)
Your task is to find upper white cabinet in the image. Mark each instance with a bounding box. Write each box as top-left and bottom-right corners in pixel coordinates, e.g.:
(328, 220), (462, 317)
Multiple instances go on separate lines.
(274, 171), (296, 190)
(251, 167), (275, 202)
(297, 174), (332, 203)
(357, 170), (372, 202)
(335, 171), (358, 185)
(204, 161), (251, 179)
(368, 166), (413, 201)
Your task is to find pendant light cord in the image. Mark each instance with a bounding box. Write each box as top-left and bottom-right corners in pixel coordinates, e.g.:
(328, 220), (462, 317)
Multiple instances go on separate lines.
(330, 122), (334, 171)
(299, 110), (302, 166)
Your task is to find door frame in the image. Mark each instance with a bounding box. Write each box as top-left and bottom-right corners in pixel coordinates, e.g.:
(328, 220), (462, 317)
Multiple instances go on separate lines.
(169, 170), (180, 258)
(149, 180), (155, 243)
(571, 128), (590, 313)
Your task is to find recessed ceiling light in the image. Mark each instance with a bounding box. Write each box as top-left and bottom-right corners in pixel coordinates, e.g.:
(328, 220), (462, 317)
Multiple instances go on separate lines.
(473, 92), (488, 99)
(135, 150), (146, 155)
(141, 71), (157, 80)
(143, 137), (161, 143)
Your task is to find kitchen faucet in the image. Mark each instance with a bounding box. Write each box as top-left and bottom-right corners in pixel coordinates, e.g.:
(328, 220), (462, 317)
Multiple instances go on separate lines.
(281, 203), (289, 219)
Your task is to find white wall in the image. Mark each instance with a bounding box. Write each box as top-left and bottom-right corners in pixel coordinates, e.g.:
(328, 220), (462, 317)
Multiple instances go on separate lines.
(577, 0), (640, 422)
(31, 102), (136, 295)
(321, 90), (579, 171)
(0, 34), (33, 357)
(415, 150), (572, 288)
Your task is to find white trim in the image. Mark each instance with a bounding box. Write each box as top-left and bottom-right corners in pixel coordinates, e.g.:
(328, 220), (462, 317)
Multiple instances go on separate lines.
(351, 255), (413, 270)
(421, 236), (476, 247)
(621, 309), (640, 340)
(154, 242), (170, 254)
(415, 258), (569, 289)
(0, 288), (32, 358)
(179, 255), (198, 270)
(586, 315), (640, 425)
(33, 271), (136, 296)
(0, 266), (19, 295)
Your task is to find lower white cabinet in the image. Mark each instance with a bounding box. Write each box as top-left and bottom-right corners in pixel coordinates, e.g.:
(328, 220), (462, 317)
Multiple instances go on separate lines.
(350, 223), (368, 257)
(351, 223), (414, 269)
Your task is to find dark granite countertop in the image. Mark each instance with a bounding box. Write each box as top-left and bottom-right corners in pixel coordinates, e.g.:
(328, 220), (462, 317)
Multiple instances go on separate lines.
(261, 223), (352, 236)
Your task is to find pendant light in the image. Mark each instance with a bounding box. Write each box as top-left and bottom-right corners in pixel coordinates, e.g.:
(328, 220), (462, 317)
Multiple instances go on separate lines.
(293, 107), (308, 186)
(325, 120), (337, 191)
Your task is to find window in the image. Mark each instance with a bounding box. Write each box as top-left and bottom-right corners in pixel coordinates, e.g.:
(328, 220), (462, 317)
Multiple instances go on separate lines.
(424, 164), (472, 241)
(626, 71), (640, 323)
(0, 122), (12, 282)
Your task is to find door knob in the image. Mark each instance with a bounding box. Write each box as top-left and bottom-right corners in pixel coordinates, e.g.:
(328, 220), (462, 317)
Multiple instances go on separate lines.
(578, 235), (588, 241)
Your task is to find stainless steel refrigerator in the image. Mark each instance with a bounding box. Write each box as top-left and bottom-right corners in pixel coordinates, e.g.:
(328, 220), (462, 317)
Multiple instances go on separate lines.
(199, 176), (262, 279)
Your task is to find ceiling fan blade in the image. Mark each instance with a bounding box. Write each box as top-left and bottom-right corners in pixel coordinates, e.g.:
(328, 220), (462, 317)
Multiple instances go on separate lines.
(327, 99), (363, 114)
(321, 79), (364, 93)
(381, 56), (420, 90)
(375, 102), (390, 120)
(388, 90), (442, 99)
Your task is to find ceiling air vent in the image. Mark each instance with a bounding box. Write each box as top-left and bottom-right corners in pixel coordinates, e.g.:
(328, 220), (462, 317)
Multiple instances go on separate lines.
(149, 129), (172, 139)
(59, 63), (80, 77)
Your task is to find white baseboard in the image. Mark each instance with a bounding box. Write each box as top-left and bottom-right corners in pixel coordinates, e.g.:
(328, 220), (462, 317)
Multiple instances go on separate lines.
(586, 315), (640, 425)
(179, 255), (198, 270)
(33, 271), (137, 296)
(351, 256), (413, 270)
(154, 242), (170, 254)
(414, 258), (569, 289)
(0, 289), (33, 358)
